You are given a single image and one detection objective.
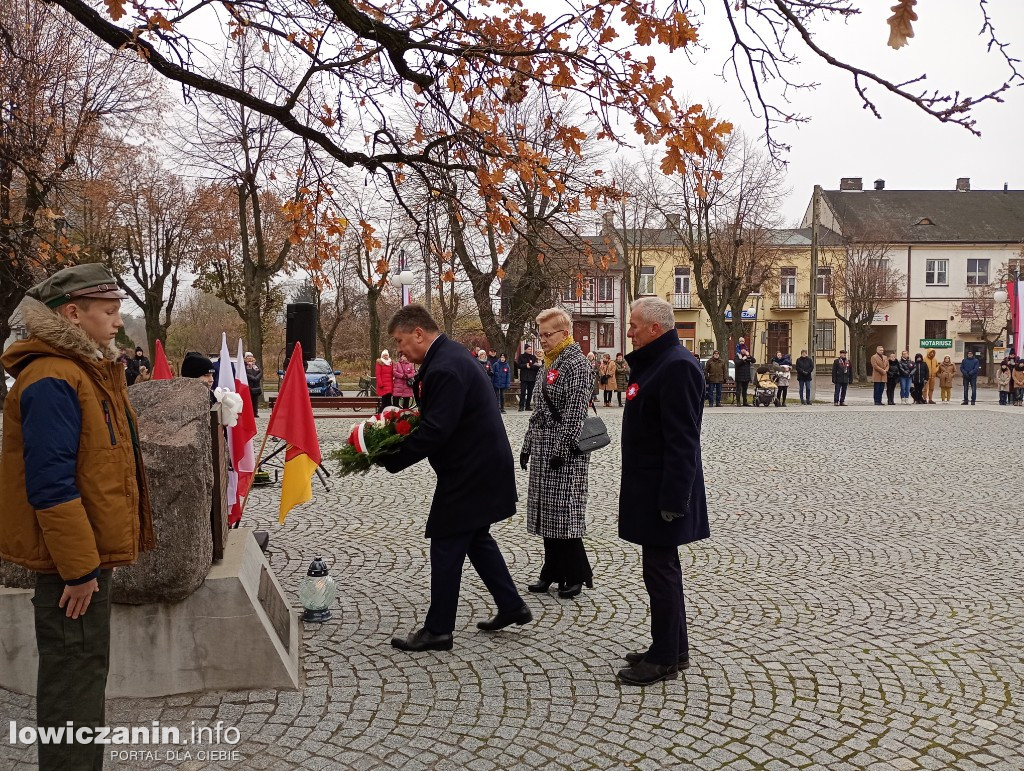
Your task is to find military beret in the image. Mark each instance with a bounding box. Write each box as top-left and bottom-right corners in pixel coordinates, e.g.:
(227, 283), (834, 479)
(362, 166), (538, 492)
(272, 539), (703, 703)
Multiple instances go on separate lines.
(26, 264), (128, 309)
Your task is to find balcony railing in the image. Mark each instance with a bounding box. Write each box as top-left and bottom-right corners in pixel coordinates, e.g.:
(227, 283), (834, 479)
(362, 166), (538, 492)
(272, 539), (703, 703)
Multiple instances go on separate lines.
(772, 292), (810, 310)
(561, 297), (616, 317)
(671, 292), (702, 310)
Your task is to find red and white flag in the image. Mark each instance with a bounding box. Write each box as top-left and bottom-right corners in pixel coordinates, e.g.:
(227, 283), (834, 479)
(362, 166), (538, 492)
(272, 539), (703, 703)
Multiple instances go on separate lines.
(230, 339), (258, 525)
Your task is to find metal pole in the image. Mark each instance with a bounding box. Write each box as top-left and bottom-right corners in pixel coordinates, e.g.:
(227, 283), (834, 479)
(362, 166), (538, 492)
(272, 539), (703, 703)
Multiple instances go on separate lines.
(808, 185), (820, 403)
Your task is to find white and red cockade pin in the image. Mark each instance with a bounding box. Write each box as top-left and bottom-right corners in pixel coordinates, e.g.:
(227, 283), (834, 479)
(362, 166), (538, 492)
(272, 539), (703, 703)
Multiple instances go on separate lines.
(626, 383), (639, 401)
(546, 369), (559, 385)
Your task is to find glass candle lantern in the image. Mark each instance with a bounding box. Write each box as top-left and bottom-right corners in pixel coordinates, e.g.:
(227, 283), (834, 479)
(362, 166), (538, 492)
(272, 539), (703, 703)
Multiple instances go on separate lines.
(298, 557), (337, 623)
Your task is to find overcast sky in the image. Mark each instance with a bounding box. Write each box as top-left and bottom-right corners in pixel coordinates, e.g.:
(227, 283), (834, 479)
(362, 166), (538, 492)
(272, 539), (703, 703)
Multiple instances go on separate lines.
(641, 0), (1024, 225)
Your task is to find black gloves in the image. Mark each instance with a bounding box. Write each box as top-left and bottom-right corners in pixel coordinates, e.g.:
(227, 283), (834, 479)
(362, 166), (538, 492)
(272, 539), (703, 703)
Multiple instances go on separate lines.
(660, 510), (684, 522)
(520, 452), (530, 471)
(549, 456), (565, 470)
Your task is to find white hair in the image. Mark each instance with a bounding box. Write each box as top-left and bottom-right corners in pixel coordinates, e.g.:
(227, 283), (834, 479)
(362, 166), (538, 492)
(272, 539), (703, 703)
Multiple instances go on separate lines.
(536, 307), (572, 329)
(630, 297), (676, 333)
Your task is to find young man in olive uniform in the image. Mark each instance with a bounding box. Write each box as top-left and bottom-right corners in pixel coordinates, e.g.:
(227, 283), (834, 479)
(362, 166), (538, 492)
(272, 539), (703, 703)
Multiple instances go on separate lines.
(1, 264), (155, 769)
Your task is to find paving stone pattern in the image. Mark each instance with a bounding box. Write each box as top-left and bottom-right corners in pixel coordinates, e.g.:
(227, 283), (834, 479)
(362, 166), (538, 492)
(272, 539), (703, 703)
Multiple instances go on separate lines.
(2, 403), (1022, 770)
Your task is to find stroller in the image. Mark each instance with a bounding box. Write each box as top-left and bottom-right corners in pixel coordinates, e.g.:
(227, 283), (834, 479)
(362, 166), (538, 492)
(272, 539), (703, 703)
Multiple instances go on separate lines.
(753, 365), (777, 407)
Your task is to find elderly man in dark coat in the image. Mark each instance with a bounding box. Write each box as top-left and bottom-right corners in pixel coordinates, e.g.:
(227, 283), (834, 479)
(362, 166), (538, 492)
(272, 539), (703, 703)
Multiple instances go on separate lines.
(617, 297), (710, 686)
(383, 305), (531, 651)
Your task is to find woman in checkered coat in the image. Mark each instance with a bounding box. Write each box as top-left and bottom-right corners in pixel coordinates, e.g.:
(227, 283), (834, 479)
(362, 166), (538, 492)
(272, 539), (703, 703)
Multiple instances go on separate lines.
(520, 308), (594, 599)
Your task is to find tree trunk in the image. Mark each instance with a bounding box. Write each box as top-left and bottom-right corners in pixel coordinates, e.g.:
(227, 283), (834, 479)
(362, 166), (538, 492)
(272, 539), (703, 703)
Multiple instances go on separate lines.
(848, 327), (867, 383)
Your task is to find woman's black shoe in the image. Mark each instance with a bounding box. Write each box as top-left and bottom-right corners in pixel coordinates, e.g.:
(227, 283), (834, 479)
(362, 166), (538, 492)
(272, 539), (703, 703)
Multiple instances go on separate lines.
(557, 578), (592, 599)
(527, 580), (553, 593)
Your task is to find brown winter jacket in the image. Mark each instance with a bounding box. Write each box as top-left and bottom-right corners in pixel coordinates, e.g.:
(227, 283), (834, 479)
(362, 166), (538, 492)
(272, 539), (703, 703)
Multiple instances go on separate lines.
(925, 349), (940, 380)
(704, 357), (728, 383)
(870, 353), (888, 383)
(0, 299), (155, 581)
(937, 361), (957, 388)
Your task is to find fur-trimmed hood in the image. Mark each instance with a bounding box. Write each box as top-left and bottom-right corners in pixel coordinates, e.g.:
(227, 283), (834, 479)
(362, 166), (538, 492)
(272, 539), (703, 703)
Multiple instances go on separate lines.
(1, 297), (117, 377)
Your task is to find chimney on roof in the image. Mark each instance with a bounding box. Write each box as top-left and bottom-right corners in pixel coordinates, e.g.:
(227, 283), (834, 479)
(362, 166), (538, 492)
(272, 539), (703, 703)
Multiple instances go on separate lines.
(601, 211), (615, 234)
(839, 177), (863, 191)
(665, 213), (680, 229)
(873, 179), (885, 190)
(956, 177), (970, 192)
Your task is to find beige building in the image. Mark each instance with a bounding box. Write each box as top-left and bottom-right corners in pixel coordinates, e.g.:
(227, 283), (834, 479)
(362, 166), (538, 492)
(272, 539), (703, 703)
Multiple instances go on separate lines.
(804, 178), (1024, 375)
(606, 221), (845, 366)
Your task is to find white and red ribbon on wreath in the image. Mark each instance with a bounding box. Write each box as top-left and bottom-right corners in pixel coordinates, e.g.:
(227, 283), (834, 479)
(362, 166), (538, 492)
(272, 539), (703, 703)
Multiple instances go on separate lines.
(348, 421), (369, 454)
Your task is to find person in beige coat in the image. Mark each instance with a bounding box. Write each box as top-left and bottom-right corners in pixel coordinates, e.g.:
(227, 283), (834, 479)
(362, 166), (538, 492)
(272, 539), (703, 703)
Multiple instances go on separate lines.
(924, 348), (940, 403)
(936, 356), (956, 402)
(870, 345), (888, 405)
(599, 352), (617, 406)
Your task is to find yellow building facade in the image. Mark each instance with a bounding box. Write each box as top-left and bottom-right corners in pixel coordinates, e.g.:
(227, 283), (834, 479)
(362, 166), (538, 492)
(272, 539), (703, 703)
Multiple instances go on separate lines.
(629, 229), (844, 366)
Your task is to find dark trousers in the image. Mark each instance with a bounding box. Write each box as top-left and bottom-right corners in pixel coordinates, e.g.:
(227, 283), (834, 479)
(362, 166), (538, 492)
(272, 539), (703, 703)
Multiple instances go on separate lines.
(798, 380), (811, 403)
(616, 389), (624, 406)
(641, 545), (688, 666)
(249, 390), (260, 418)
(833, 383), (848, 403)
(962, 375), (977, 403)
(737, 381), (750, 404)
(886, 381), (897, 404)
(519, 379), (536, 409)
(34, 570), (112, 771)
(706, 382), (722, 406)
(911, 383), (926, 403)
(425, 526), (522, 635)
(775, 385), (788, 405)
(603, 389), (613, 405)
(494, 388), (507, 410)
(873, 382), (884, 404)
(378, 393), (393, 412)
(538, 537), (593, 586)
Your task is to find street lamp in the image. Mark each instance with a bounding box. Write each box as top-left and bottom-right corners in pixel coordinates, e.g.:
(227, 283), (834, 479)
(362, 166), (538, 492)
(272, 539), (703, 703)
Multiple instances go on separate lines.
(993, 269), (1022, 354)
(390, 248), (415, 305)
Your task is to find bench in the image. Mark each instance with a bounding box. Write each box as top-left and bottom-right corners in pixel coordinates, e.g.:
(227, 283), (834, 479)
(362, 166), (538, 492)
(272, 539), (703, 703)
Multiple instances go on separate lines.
(268, 395), (379, 414)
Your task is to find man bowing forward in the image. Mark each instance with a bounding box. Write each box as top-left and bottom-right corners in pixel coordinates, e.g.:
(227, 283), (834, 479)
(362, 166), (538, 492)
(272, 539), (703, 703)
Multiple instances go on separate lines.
(383, 305), (531, 651)
(617, 297), (710, 686)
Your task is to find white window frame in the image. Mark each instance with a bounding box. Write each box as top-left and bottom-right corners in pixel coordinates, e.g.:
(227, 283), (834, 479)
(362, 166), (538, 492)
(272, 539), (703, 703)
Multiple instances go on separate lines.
(816, 267), (832, 296)
(597, 276), (614, 302)
(673, 266), (691, 295)
(967, 258), (990, 286)
(925, 259), (948, 286)
(639, 266), (655, 296)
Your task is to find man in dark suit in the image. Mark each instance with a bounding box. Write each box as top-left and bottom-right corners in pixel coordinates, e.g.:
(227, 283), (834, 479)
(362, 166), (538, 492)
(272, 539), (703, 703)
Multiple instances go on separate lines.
(617, 297), (710, 686)
(383, 305), (531, 651)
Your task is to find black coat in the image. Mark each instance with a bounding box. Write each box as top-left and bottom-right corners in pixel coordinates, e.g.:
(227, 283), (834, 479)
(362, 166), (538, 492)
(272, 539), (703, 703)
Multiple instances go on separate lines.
(516, 352), (539, 382)
(831, 357), (852, 384)
(794, 356), (814, 382)
(734, 354), (755, 383)
(383, 335), (516, 538)
(618, 330), (710, 547)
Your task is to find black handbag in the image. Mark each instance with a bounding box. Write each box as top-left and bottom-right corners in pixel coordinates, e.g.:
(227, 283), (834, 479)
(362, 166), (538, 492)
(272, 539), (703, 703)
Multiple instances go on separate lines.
(406, 377), (415, 388)
(541, 384), (610, 454)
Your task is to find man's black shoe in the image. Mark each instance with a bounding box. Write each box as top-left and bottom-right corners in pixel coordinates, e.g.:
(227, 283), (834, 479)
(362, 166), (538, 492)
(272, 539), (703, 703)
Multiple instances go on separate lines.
(616, 660), (678, 686)
(391, 628), (453, 652)
(623, 650), (690, 669)
(476, 604), (532, 631)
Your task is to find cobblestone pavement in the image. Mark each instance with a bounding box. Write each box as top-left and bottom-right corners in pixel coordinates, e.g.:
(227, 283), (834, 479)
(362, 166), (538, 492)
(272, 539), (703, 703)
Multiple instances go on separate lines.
(3, 402), (1022, 770)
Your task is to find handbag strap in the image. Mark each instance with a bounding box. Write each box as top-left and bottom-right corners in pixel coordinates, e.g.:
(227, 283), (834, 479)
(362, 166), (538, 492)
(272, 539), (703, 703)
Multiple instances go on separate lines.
(541, 381), (597, 423)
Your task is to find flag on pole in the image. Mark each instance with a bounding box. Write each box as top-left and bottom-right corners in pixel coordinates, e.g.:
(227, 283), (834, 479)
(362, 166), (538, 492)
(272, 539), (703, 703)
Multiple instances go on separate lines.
(151, 340), (173, 381)
(230, 339), (258, 525)
(266, 343), (321, 523)
(1010, 279), (1024, 356)
(216, 333), (239, 512)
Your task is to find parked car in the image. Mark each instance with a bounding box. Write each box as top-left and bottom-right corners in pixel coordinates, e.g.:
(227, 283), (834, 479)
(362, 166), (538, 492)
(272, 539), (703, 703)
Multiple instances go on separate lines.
(300, 358), (342, 396)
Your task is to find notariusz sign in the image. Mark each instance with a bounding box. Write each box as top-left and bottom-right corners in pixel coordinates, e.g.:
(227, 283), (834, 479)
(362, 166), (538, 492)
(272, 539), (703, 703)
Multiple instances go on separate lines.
(919, 338), (952, 348)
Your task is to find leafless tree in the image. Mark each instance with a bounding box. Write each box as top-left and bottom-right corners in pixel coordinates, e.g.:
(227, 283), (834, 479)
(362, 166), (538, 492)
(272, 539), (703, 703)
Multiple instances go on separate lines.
(821, 240), (906, 382)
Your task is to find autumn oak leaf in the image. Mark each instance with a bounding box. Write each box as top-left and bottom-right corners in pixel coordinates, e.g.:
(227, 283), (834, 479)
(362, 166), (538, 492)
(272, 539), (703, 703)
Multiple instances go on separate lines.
(104, 0), (127, 20)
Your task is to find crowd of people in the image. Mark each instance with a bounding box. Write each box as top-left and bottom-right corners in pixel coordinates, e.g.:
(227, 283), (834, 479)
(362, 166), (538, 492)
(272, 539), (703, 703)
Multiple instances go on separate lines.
(697, 339), (1022, 407)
